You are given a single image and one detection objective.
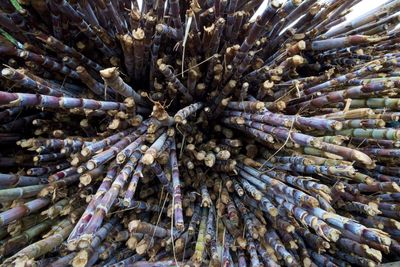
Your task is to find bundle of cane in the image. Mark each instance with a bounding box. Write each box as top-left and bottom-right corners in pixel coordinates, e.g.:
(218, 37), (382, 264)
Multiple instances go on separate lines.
(1, 0), (400, 266)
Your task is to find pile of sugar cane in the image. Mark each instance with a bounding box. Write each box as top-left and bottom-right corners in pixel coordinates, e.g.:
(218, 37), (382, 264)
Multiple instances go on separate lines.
(1, 0), (400, 266)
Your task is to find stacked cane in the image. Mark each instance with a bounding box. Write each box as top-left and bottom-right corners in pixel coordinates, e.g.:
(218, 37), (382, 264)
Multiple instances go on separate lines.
(1, 0), (400, 266)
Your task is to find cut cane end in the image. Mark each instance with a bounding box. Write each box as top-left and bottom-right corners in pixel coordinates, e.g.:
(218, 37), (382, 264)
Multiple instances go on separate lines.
(116, 153), (127, 164)
(269, 208), (278, 217)
(99, 67), (118, 79)
(123, 199), (132, 208)
(142, 154), (155, 165)
(132, 28), (145, 40)
(79, 175), (92, 187)
(1, 68), (14, 78)
(67, 240), (78, 251)
(333, 121), (343, 131)
(86, 161), (97, 171)
(72, 250), (89, 267)
(354, 151), (374, 167)
(174, 115), (184, 124)
(81, 148), (91, 157)
(77, 236), (92, 250)
(77, 166), (87, 174)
